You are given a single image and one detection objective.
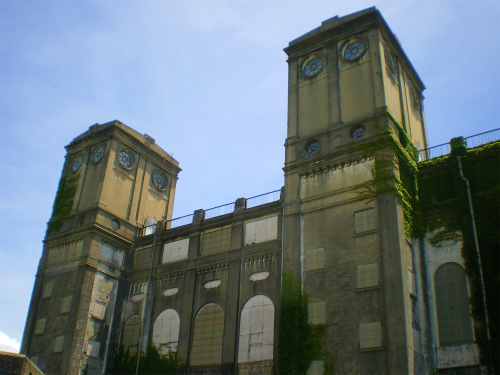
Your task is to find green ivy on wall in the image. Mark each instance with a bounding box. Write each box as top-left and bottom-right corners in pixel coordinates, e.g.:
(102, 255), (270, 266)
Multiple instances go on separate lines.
(418, 141), (500, 374)
(48, 174), (79, 233)
(348, 110), (499, 373)
(276, 270), (333, 375)
(110, 342), (179, 375)
(349, 111), (420, 238)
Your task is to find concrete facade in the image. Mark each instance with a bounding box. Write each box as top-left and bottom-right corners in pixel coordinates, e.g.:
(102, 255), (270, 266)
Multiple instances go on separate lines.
(21, 8), (496, 375)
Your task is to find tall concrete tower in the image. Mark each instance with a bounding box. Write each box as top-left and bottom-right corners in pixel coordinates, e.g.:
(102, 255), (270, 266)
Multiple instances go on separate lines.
(21, 121), (180, 375)
(282, 8), (427, 374)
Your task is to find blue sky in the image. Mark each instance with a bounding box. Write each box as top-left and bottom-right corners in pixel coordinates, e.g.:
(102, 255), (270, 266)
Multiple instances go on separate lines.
(0, 0), (499, 352)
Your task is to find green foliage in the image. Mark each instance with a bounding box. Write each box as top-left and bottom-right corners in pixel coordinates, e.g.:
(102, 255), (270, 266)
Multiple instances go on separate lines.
(276, 270), (331, 375)
(348, 113), (499, 372)
(110, 341), (179, 375)
(48, 175), (79, 232)
(418, 141), (500, 374)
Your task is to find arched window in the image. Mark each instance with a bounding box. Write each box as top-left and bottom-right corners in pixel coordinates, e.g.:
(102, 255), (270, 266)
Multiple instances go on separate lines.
(434, 263), (474, 346)
(190, 303), (224, 366)
(122, 315), (141, 354)
(238, 295), (274, 363)
(152, 309), (180, 354)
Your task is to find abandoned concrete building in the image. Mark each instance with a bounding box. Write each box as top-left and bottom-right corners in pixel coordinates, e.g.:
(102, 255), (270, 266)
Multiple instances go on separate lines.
(20, 7), (499, 375)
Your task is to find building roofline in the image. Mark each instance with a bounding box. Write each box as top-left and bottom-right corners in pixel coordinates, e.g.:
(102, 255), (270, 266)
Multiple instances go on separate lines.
(284, 7), (425, 91)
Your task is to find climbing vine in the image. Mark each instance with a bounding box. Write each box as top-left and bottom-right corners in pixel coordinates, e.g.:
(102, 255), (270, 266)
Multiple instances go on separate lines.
(349, 112), (420, 237)
(418, 140), (500, 374)
(276, 270), (332, 375)
(110, 341), (179, 375)
(48, 174), (79, 233)
(349, 111), (499, 373)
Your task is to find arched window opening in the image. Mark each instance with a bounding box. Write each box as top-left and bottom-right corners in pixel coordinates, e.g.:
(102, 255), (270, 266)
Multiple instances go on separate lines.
(122, 315), (141, 355)
(434, 263), (474, 346)
(190, 303), (224, 366)
(152, 309), (180, 354)
(238, 295), (274, 363)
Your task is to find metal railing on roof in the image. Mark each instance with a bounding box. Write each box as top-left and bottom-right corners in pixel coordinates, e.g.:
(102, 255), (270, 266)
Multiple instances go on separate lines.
(418, 128), (500, 161)
(139, 189), (282, 236)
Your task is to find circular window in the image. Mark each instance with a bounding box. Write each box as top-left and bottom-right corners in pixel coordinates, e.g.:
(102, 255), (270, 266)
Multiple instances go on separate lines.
(152, 169), (168, 191)
(111, 219), (121, 231)
(409, 86), (421, 110)
(305, 140), (320, 154)
(71, 156), (83, 173)
(341, 38), (368, 62)
(79, 216), (86, 226)
(384, 48), (396, 72)
(302, 55), (325, 78)
(92, 144), (105, 164)
(351, 126), (366, 140)
(117, 148), (135, 170)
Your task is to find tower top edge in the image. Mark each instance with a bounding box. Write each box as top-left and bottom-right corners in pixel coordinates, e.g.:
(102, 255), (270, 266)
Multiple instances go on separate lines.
(283, 7), (425, 91)
(65, 120), (180, 168)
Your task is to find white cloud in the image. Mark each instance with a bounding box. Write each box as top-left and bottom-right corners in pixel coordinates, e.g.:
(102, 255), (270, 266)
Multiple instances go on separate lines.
(0, 332), (20, 353)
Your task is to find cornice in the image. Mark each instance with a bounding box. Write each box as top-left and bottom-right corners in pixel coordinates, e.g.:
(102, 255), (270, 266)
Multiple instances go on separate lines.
(196, 263), (229, 275)
(284, 150), (373, 177)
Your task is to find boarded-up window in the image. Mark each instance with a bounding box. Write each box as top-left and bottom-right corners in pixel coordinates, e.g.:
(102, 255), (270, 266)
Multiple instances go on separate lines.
(134, 248), (152, 270)
(354, 208), (376, 234)
(244, 216), (278, 246)
(359, 322), (382, 349)
(54, 336), (65, 352)
(41, 282), (53, 298)
(152, 309), (180, 354)
(201, 228), (231, 256)
(307, 360), (325, 375)
(191, 303), (224, 366)
(122, 315), (141, 355)
(60, 296), (72, 314)
(249, 271), (270, 282)
(162, 239), (189, 264)
(92, 301), (107, 320)
(99, 242), (124, 268)
(357, 263), (379, 289)
(409, 269), (416, 296)
(87, 340), (100, 358)
(434, 263), (473, 346)
(34, 319), (46, 335)
(305, 248), (324, 271)
(308, 301), (326, 325)
(144, 217), (157, 236)
(163, 288), (179, 297)
(238, 295), (274, 363)
(413, 327), (421, 354)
